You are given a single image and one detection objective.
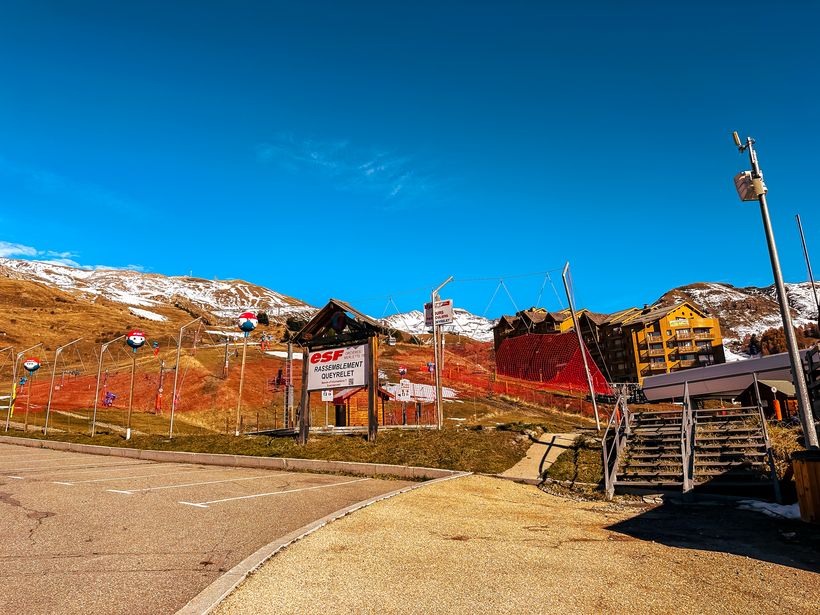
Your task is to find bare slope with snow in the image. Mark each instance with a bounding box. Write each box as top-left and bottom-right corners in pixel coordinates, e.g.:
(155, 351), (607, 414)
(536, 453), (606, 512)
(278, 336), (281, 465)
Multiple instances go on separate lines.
(382, 308), (496, 342)
(0, 258), (314, 320)
(657, 281), (819, 345)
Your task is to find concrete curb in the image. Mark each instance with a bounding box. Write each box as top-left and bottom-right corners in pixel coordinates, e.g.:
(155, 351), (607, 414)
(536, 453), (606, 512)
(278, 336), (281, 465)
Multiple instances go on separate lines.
(0, 435), (463, 480)
(175, 471), (472, 615)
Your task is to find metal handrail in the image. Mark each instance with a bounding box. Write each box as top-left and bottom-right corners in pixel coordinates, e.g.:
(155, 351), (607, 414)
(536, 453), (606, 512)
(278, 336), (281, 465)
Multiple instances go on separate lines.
(601, 393), (631, 500)
(752, 373), (782, 503)
(680, 382), (695, 493)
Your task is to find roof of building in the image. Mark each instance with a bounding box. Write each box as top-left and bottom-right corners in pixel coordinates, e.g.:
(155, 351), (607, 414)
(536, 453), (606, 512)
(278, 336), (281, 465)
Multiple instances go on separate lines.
(624, 301), (709, 326)
(756, 379), (796, 397)
(642, 350), (808, 401)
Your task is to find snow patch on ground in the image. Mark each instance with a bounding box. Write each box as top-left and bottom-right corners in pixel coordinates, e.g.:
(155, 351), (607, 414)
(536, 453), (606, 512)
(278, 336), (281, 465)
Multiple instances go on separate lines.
(265, 350), (304, 360)
(129, 307), (167, 321)
(737, 500), (801, 520)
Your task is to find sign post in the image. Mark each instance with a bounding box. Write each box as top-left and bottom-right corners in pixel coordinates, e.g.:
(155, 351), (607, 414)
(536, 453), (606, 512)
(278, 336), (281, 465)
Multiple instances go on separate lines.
(125, 330), (146, 440)
(429, 277), (453, 429)
(22, 358), (41, 432)
(235, 312), (258, 436)
(321, 389), (333, 427)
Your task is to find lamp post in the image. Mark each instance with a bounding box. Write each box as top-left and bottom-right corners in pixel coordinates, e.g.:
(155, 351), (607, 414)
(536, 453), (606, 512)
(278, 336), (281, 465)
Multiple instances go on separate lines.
(431, 276), (453, 429)
(43, 337), (82, 435)
(562, 262), (601, 431)
(91, 335), (125, 437)
(169, 316), (201, 438)
(6, 343), (43, 431)
(732, 131), (818, 449)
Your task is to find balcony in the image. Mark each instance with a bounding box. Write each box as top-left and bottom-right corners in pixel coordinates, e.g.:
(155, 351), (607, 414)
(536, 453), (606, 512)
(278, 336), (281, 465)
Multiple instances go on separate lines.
(675, 330), (693, 340)
(678, 359), (697, 368)
(647, 361), (667, 371)
(693, 332), (714, 340)
(647, 348), (666, 357)
(646, 332), (662, 342)
(675, 344), (697, 353)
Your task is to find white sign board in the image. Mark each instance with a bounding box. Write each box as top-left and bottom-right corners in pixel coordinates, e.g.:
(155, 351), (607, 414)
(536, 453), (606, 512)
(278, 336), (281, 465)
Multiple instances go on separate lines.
(321, 389), (334, 402)
(397, 378), (412, 402)
(307, 344), (368, 391)
(424, 299), (454, 327)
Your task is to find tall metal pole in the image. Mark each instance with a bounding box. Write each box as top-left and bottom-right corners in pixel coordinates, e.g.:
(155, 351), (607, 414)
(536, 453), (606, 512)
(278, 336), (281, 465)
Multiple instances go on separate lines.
(44, 337), (82, 436)
(562, 262), (601, 431)
(126, 352), (137, 441)
(796, 214), (820, 331)
(235, 335), (249, 436)
(91, 335), (125, 437)
(7, 343), (43, 431)
(24, 370), (35, 433)
(169, 317), (201, 438)
(735, 134), (818, 448)
(431, 276), (453, 429)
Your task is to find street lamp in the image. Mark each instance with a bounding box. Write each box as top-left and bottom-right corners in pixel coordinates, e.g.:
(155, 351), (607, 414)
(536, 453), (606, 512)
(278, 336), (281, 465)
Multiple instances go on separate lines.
(732, 131), (818, 449)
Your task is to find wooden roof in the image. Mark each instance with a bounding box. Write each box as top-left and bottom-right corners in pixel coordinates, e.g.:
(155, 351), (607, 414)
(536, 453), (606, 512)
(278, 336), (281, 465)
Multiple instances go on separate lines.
(294, 299), (384, 346)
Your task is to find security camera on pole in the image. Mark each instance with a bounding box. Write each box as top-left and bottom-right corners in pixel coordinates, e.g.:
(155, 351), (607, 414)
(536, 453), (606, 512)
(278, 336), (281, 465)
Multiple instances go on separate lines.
(235, 311), (257, 436)
(125, 329), (146, 440)
(22, 357), (41, 432)
(732, 131), (818, 449)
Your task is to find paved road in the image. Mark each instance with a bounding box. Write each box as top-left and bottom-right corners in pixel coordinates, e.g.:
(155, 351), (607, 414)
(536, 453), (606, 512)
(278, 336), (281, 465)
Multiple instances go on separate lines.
(0, 442), (410, 615)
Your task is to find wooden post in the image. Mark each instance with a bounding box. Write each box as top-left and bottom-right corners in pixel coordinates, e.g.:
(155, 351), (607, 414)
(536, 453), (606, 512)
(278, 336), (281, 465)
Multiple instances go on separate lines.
(367, 335), (378, 441)
(298, 345), (310, 445)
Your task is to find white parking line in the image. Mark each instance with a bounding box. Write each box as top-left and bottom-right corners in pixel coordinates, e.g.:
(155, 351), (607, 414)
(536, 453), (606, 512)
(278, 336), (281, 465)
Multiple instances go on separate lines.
(55, 467), (209, 486)
(179, 477), (370, 509)
(107, 474), (285, 495)
(0, 456), (81, 465)
(3, 461), (151, 475)
(0, 455), (71, 463)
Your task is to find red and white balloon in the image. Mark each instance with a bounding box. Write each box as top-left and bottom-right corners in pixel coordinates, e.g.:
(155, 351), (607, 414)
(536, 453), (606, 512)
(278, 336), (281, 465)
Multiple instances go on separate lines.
(126, 329), (147, 352)
(238, 312), (258, 337)
(22, 358), (41, 373)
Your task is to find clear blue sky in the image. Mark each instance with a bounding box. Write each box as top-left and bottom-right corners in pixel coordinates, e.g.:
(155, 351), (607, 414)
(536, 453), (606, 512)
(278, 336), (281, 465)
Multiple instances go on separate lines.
(1, 1), (819, 318)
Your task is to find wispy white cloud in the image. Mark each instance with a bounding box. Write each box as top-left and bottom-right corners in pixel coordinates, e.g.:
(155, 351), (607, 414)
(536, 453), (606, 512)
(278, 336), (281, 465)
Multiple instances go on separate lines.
(256, 134), (438, 204)
(0, 156), (135, 212)
(0, 240), (143, 272)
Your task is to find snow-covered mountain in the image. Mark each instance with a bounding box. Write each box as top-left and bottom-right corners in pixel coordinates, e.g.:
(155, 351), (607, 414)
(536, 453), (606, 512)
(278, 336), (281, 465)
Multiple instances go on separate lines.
(657, 281), (819, 345)
(0, 258), (314, 320)
(381, 308), (496, 342)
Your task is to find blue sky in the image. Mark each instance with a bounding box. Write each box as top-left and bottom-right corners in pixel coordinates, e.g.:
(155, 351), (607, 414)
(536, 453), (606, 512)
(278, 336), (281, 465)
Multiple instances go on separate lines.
(1, 1), (819, 318)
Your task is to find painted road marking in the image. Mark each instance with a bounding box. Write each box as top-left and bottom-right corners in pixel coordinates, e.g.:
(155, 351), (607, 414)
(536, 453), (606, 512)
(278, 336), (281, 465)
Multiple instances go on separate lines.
(0, 456), (85, 465)
(0, 455), (71, 463)
(3, 461), (151, 474)
(179, 477), (370, 509)
(54, 467), (208, 486)
(107, 474), (286, 495)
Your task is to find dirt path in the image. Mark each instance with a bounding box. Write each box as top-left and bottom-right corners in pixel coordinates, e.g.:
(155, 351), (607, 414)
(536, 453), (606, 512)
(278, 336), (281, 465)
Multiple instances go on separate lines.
(500, 432), (577, 482)
(216, 475), (819, 615)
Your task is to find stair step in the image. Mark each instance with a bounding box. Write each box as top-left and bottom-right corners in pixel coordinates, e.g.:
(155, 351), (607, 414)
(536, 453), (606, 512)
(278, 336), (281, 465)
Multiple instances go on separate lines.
(695, 434), (766, 442)
(614, 480), (684, 489)
(696, 443), (768, 451)
(620, 470), (683, 478)
(627, 453), (682, 460)
(694, 460), (767, 467)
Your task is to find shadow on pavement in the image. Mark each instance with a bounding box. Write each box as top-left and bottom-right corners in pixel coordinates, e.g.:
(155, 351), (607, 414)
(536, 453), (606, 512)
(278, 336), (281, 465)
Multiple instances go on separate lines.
(607, 499), (820, 574)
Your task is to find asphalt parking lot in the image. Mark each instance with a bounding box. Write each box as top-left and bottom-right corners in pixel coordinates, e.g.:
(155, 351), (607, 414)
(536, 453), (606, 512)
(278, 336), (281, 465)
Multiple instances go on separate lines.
(0, 442), (411, 615)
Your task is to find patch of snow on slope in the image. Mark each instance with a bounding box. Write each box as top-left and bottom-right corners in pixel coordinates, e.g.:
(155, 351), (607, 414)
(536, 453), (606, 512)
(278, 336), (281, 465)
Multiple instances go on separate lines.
(129, 307), (167, 321)
(0, 257), (314, 319)
(382, 308), (495, 342)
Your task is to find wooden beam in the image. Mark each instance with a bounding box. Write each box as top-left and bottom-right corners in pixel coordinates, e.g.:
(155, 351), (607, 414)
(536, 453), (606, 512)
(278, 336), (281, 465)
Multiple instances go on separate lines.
(298, 346), (310, 445)
(367, 335), (379, 442)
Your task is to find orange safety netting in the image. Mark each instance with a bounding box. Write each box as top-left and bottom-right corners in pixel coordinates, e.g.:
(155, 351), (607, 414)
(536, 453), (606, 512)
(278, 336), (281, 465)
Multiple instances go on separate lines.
(495, 332), (611, 394)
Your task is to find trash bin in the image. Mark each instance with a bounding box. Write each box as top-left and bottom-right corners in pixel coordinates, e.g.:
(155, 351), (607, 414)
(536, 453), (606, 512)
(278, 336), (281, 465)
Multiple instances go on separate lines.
(792, 449), (820, 524)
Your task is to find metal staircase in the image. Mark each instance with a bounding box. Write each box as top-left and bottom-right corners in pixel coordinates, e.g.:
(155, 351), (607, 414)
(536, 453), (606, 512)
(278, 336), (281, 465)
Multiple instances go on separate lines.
(602, 380), (780, 501)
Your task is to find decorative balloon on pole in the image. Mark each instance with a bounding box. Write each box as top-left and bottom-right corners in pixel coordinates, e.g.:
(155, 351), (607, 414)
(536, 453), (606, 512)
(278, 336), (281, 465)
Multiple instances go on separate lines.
(22, 358), (40, 432)
(125, 329), (146, 441)
(235, 311), (257, 436)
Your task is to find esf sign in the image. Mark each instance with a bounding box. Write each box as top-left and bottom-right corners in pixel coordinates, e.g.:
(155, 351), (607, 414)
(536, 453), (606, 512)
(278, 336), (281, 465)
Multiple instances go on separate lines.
(424, 299), (454, 327)
(306, 344), (368, 391)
